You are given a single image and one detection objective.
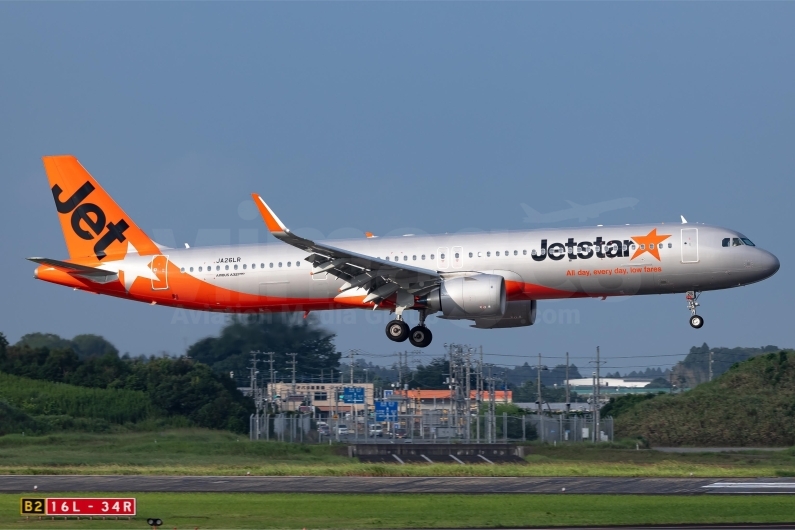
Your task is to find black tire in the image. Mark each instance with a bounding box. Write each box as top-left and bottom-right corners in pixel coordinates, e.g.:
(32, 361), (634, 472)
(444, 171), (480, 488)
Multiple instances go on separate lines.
(386, 320), (410, 342)
(409, 326), (433, 347)
(689, 315), (704, 329)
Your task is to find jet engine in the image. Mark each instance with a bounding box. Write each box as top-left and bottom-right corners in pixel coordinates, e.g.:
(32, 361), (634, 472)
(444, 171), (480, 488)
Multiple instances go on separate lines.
(471, 300), (537, 329)
(422, 274), (506, 318)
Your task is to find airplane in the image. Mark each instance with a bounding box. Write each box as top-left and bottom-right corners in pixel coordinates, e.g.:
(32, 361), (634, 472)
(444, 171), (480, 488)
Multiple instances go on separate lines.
(521, 198), (639, 224)
(30, 155), (780, 348)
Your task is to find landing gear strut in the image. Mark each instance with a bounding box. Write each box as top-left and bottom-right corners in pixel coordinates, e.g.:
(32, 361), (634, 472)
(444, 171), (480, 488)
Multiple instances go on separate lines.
(408, 310), (433, 348)
(686, 291), (704, 329)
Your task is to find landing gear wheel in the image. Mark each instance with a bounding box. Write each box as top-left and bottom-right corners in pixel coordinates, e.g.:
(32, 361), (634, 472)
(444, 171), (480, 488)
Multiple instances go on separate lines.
(408, 326), (433, 348)
(386, 320), (410, 342)
(689, 315), (704, 329)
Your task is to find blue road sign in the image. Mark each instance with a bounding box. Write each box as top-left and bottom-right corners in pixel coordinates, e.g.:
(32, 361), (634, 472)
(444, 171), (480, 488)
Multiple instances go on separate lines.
(375, 400), (398, 422)
(343, 387), (365, 404)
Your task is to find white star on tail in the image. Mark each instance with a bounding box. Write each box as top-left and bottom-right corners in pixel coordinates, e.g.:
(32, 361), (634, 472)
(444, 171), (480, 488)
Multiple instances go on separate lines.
(97, 242), (160, 291)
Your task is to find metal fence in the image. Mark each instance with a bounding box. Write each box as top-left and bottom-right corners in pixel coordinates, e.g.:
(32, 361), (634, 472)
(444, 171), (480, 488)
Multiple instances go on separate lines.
(250, 412), (613, 444)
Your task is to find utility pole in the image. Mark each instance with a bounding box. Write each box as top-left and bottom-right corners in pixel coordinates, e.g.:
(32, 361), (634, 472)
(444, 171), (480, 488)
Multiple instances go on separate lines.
(349, 350), (356, 385)
(249, 351), (262, 439)
(589, 346), (604, 443)
(709, 351), (714, 382)
(267, 352), (275, 412)
(465, 348), (471, 442)
(288, 352), (298, 409)
(537, 353), (543, 416)
(565, 352), (571, 415)
(477, 347), (483, 443)
(487, 365), (496, 443)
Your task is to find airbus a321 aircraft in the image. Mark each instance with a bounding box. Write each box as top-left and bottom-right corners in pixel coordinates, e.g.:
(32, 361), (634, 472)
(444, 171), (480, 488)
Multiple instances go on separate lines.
(31, 156), (780, 348)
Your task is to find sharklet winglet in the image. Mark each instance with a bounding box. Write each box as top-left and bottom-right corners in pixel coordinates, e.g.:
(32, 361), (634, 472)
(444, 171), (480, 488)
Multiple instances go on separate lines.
(251, 194), (289, 234)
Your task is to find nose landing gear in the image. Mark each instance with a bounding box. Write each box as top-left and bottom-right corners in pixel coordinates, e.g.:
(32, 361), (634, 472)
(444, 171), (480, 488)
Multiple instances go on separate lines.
(686, 291), (704, 329)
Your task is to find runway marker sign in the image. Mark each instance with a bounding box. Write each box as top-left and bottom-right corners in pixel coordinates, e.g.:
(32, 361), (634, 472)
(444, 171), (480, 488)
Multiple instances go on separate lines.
(20, 498), (136, 516)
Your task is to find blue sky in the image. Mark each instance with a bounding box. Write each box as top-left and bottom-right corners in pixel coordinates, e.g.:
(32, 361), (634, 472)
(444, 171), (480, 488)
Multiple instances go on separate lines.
(1, 3), (793, 373)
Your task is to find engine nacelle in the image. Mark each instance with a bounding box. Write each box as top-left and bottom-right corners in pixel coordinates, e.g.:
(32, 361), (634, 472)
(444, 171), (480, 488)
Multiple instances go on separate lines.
(423, 274), (506, 318)
(471, 300), (537, 329)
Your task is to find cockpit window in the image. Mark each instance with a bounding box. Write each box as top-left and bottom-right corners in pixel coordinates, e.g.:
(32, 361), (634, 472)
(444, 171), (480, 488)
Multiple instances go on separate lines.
(732, 238), (742, 247)
(741, 238), (755, 246)
(722, 238), (730, 247)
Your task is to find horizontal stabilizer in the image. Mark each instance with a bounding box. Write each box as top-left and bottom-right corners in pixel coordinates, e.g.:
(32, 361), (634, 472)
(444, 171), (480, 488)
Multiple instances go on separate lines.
(27, 257), (116, 278)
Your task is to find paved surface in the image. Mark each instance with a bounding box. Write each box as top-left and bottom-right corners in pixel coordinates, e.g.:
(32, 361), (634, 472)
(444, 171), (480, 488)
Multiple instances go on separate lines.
(448, 527), (795, 530)
(653, 447), (789, 453)
(3, 476), (795, 494)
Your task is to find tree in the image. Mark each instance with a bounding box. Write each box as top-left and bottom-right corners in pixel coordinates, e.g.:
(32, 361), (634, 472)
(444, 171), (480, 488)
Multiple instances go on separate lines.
(187, 314), (340, 382)
(15, 332), (72, 351)
(71, 334), (119, 360)
(411, 358), (450, 389)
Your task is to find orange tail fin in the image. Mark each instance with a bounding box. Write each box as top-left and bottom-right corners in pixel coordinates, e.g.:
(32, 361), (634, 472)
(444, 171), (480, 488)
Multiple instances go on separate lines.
(43, 155), (160, 264)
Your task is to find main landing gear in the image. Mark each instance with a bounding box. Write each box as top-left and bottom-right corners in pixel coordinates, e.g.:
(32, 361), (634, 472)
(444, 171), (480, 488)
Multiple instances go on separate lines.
(385, 311), (433, 348)
(686, 291), (704, 329)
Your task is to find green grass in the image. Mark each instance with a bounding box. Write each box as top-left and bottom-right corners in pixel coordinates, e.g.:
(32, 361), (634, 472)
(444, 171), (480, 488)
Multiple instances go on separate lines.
(0, 373), (153, 425)
(3, 493), (795, 529)
(2, 430), (795, 477)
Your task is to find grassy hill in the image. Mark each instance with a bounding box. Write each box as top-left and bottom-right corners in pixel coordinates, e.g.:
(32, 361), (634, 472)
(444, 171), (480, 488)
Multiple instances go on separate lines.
(0, 372), (156, 433)
(616, 351), (795, 446)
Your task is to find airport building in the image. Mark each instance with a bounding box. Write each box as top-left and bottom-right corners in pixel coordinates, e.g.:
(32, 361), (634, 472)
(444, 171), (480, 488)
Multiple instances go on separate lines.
(265, 382), (375, 417)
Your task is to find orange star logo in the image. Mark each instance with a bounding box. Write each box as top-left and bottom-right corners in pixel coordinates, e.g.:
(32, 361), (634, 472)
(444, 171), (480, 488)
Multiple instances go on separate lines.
(630, 229), (671, 261)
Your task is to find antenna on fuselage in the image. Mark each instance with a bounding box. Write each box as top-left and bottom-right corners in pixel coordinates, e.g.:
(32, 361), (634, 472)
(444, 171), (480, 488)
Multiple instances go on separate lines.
(680, 215), (688, 224)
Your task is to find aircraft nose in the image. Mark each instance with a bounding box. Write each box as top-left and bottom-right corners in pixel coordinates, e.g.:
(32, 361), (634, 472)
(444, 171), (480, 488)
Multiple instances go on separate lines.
(758, 249), (780, 278)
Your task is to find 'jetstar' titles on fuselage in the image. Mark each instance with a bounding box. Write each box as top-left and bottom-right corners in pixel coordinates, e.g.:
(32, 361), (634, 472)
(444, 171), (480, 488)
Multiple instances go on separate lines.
(532, 237), (638, 261)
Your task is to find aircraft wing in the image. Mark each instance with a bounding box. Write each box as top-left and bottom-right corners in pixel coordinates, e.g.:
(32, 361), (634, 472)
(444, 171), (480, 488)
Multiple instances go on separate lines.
(251, 194), (441, 298)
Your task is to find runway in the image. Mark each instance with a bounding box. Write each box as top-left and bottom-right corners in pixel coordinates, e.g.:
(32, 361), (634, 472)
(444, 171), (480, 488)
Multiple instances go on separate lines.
(3, 476), (795, 494)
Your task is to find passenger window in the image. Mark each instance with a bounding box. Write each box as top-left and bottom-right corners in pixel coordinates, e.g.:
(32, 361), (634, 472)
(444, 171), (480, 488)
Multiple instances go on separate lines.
(495, 251), (500, 257)
(394, 256), (399, 262)
(649, 244), (654, 250)
(531, 250), (537, 256)
(640, 245), (645, 250)
(505, 250), (509, 256)
(225, 265), (229, 270)
(668, 243), (672, 248)
(523, 250), (527, 255)
(198, 266), (202, 272)
(514, 250), (518, 256)
(287, 262), (291, 267)
(455, 252), (460, 259)
(190, 267), (194, 272)
(487, 251), (491, 257)
(440, 253), (446, 260)
(430, 254), (435, 260)
(234, 264), (238, 270)
(404, 255), (408, 261)
(468, 252), (473, 258)
(421, 254), (426, 260)
(413, 255), (417, 261)
(279, 262), (283, 267)
(180, 267), (185, 272)
(478, 251), (482, 257)
(296, 261), (300, 267)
